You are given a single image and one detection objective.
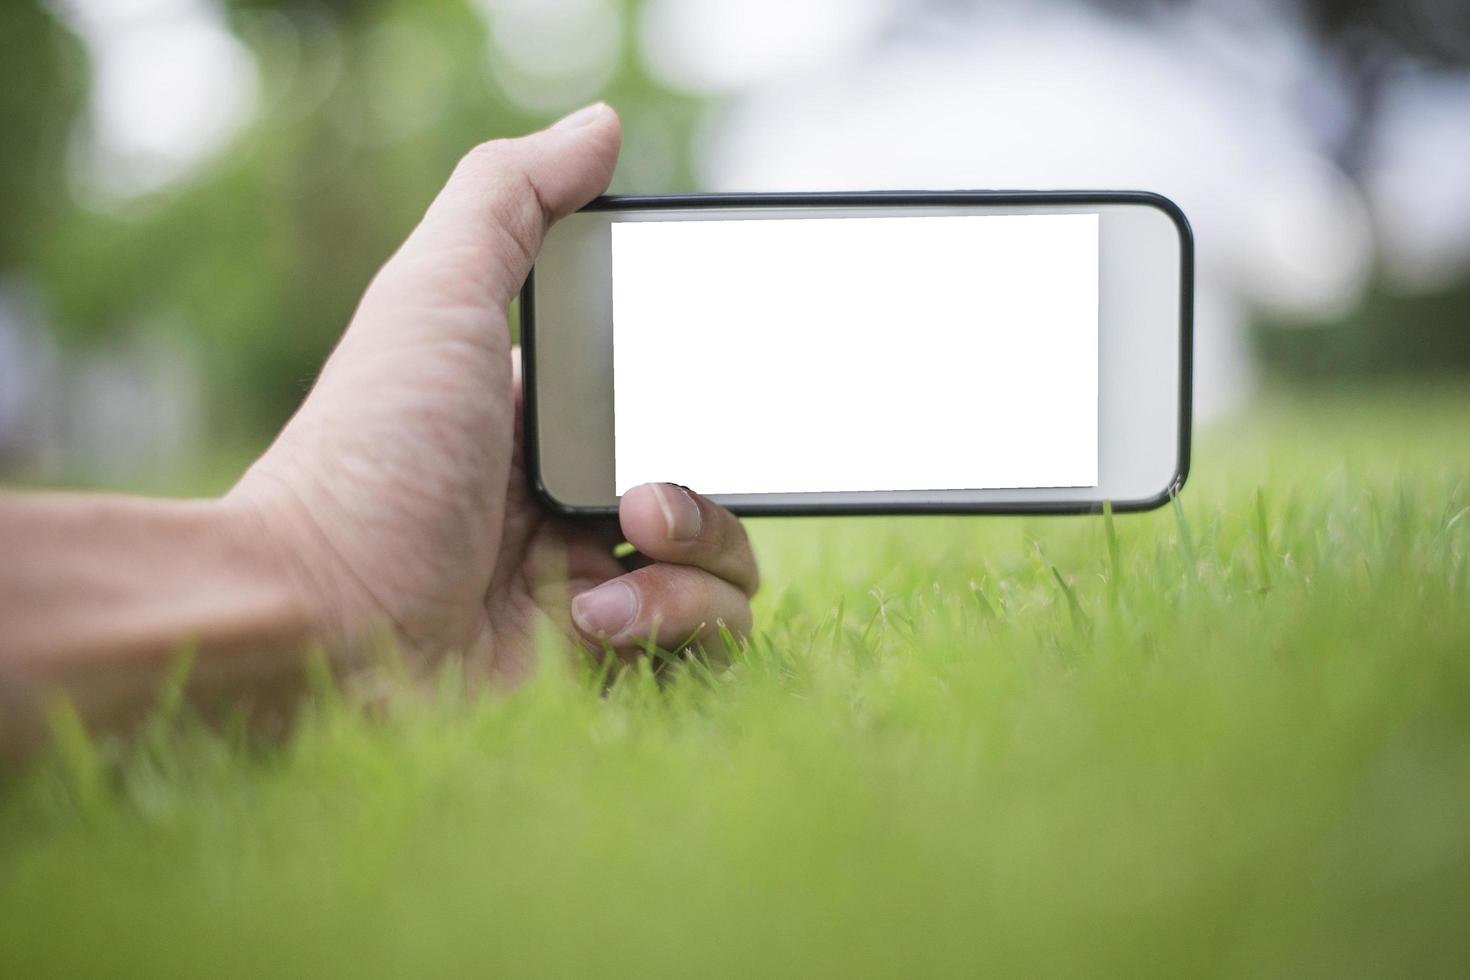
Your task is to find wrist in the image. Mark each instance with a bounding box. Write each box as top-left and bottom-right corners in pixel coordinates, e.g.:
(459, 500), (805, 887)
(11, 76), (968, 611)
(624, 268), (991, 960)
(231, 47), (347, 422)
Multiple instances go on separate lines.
(219, 474), (398, 659)
(0, 493), (329, 750)
(205, 495), (324, 651)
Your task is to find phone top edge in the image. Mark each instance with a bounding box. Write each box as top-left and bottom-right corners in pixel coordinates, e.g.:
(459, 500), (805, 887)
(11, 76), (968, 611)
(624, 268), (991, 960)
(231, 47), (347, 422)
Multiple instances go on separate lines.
(581, 189), (1190, 213)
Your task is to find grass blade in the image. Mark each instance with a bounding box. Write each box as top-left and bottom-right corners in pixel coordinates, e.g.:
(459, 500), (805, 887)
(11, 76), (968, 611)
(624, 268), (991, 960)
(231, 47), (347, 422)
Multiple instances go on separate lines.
(1253, 487), (1273, 594)
(1172, 492), (1198, 585)
(1103, 499), (1122, 610)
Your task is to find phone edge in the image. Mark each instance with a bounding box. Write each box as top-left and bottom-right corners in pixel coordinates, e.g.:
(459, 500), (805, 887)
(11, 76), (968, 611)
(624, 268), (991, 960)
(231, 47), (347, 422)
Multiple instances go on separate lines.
(520, 189), (1193, 518)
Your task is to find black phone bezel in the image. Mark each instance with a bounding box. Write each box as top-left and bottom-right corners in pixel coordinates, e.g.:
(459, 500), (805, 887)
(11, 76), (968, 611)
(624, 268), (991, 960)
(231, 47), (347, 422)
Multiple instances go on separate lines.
(520, 191), (1193, 518)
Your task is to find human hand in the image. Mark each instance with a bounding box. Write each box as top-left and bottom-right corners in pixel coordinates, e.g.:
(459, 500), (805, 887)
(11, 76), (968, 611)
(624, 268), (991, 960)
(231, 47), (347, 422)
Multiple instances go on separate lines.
(228, 104), (758, 682)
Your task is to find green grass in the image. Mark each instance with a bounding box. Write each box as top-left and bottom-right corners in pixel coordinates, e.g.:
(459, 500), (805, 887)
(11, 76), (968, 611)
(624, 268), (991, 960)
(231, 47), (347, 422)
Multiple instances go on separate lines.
(3, 384), (1469, 978)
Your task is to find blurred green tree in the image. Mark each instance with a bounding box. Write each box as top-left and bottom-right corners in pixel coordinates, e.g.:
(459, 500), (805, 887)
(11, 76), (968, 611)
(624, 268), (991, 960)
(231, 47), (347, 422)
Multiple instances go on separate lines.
(0, 3), (85, 273)
(5, 0), (698, 443)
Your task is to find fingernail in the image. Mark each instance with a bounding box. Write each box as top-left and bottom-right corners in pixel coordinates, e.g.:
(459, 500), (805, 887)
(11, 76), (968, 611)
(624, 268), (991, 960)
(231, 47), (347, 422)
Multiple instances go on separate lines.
(651, 483), (702, 541)
(552, 102), (608, 130)
(572, 581), (638, 637)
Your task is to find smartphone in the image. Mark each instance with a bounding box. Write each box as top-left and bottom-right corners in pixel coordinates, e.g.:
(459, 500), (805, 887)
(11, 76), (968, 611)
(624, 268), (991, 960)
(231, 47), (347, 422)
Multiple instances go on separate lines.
(521, 192), (1192, 516)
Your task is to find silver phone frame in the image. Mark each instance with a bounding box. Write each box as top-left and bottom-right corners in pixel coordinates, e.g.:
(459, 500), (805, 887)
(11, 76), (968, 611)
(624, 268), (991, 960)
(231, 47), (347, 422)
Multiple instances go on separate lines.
(522, 192), (1192, 516)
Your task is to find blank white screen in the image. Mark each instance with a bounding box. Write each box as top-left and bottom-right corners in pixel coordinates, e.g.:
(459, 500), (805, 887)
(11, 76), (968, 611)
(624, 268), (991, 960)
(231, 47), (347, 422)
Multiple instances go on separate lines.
(610, 213), (1098, 495)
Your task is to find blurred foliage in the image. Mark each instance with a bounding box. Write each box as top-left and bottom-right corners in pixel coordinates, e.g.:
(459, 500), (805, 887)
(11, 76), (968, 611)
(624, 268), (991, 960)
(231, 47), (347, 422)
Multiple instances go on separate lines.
(0, 4), (85, 272)
(1, 0), (1468, 455)
(1254, 276), (1470, 379)
(3, 0), (699, 441)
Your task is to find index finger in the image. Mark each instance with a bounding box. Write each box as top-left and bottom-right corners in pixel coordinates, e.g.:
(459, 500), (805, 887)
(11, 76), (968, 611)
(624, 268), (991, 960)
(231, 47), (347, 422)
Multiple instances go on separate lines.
(618, 484), (760, 597)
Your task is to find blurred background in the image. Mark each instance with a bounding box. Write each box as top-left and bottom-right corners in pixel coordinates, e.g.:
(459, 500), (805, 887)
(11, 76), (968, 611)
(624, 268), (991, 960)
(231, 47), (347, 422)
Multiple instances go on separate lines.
(1, 0), (1468, 490)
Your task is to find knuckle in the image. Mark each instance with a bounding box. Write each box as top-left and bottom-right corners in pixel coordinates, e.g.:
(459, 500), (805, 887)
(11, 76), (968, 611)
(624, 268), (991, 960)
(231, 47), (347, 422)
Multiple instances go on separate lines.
(723, 508), (751, 551)
(637, 563), (682, 607)
(711, 511), (758, 596)
(459, 138), (514, 173)
(454, 141), (546, 273)
(488, 179), (544, 270)
(744, 563), (761, 598)
(695, 569), (718, 614)
(676, 565), (712, 612)
(653, 563), (710, 613)
(698, 501), (736, 554)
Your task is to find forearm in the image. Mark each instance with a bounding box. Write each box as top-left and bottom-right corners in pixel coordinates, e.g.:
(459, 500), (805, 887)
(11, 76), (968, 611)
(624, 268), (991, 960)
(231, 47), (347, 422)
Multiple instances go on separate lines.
(0, 494), (314, 752)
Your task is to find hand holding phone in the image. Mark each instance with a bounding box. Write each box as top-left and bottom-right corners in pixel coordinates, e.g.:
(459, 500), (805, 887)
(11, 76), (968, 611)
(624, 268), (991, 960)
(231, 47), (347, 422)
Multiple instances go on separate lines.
(229, 104), (759, 668)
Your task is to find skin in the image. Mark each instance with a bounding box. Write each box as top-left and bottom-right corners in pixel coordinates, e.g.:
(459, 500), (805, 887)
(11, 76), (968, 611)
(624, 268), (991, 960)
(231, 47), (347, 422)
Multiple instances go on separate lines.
(0, 104), (758, 753)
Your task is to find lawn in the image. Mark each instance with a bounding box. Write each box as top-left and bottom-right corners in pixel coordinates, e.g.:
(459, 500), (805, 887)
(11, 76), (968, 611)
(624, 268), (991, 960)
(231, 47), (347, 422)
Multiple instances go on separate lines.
(2, 384), (1468, 978)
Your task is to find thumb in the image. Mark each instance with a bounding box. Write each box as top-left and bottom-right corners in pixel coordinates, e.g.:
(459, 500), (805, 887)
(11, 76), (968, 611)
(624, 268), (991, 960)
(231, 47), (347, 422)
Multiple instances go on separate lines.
(392, 103), (622, 308)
